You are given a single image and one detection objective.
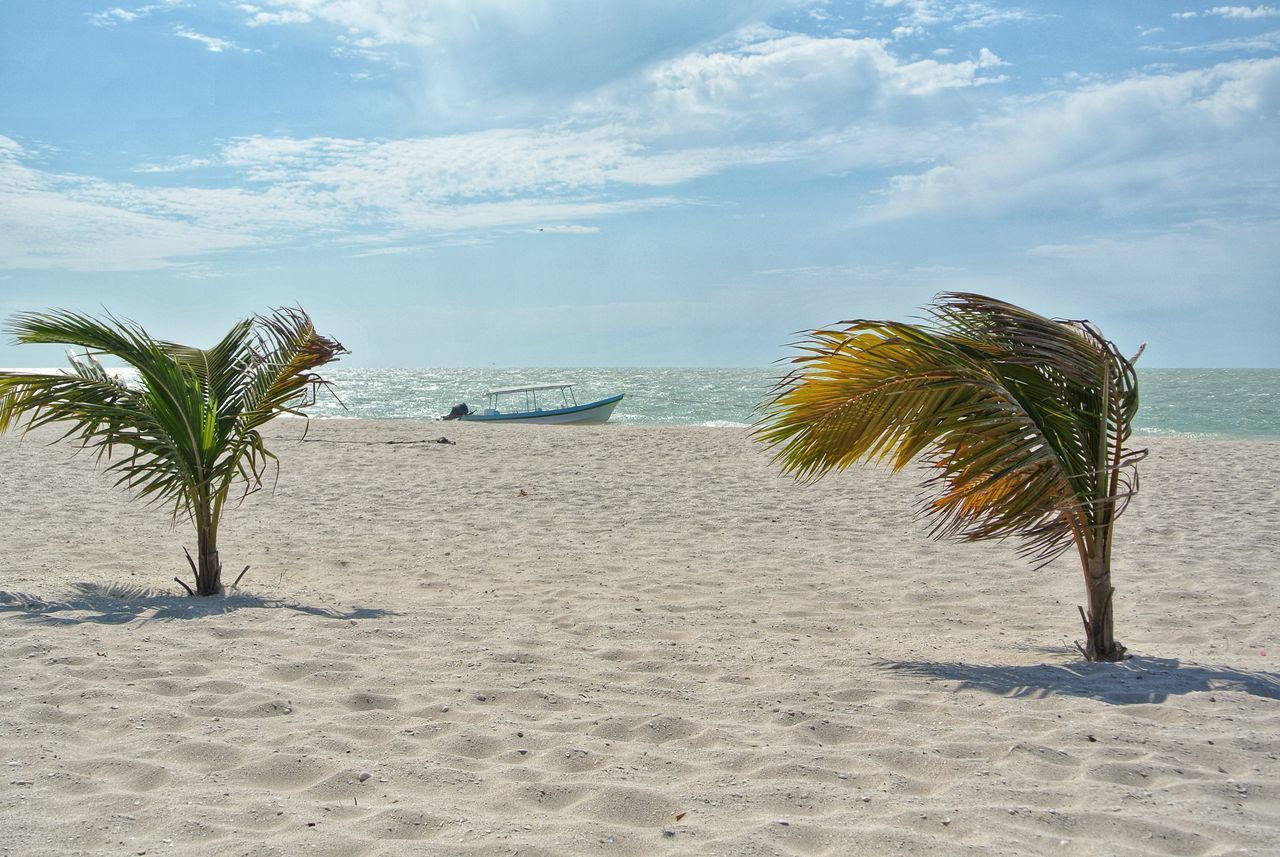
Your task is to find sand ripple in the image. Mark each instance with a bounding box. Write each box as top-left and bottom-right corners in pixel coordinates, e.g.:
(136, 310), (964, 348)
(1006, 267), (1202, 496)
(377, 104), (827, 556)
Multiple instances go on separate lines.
(1, 424), (1277, 855)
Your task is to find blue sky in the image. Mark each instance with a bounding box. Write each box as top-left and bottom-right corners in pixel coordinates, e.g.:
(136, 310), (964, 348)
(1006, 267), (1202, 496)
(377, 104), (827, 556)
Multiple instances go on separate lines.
(1, 1), (1277, 367)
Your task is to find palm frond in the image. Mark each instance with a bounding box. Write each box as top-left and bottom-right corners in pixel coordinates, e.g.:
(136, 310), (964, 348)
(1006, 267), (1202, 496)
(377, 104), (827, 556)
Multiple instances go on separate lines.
(755, 292), (1142, 565)
(2, 305), (346, 596)
(2, 306), (346, 520)
(163, 317), (257, 413)
(208, 307), (347, 501)
(225, 308), (344, 425)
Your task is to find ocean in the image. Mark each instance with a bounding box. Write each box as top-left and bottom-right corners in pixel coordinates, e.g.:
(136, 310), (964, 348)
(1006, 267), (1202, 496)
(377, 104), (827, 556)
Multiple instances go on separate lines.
(5, 367), (1277, 439)
(300, 367), (1279, 440)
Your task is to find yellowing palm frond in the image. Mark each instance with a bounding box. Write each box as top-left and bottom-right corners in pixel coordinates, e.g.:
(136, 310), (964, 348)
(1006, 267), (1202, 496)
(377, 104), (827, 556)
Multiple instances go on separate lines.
(754, 293), (1144, 660)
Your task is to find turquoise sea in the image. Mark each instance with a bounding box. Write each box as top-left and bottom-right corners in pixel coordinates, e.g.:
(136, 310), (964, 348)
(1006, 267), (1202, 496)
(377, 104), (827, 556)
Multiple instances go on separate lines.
(6, 366), (1275, 439)
(298, 368), (1280, 440)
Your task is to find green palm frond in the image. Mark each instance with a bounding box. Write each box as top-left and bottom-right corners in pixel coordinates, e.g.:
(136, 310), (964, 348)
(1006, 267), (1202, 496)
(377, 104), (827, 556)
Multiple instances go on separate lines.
(0, 306), (347, 596)
(209, 307), (348, 510)
(236, 307), (347, 427)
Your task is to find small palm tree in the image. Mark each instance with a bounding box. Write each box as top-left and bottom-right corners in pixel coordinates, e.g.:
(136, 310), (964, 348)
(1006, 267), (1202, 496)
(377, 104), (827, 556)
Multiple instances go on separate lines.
(0, 307), (347, 596)
(755, 293), (1145, 661)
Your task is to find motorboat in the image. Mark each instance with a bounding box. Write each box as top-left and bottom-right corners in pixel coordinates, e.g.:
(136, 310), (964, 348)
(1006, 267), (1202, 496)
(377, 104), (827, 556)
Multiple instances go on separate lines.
(444, 383), (623, 424)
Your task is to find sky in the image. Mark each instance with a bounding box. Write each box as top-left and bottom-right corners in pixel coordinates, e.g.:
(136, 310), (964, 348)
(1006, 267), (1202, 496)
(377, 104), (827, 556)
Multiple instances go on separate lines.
(1, 1), (1277, 368)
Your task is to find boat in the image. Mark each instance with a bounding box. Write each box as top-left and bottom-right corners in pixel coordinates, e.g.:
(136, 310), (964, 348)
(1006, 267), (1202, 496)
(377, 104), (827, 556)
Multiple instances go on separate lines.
(444, 383), (623, 425)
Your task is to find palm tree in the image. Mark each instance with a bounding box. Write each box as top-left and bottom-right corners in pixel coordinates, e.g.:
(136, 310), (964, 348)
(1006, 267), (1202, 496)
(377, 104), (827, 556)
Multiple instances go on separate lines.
(0, 307), (347, 596)
(754, 293), (1145, 661)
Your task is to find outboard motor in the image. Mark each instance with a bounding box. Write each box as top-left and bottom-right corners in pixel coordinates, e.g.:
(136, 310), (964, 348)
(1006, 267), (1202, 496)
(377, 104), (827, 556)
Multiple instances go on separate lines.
(442, 402), (471, 420)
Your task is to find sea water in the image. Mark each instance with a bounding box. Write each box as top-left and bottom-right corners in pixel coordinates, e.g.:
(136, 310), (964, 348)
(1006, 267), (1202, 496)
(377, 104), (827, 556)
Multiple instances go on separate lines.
(299, 367), (1279, 440)
(305, 367), (770, 428)
(6, 367), (1277, 438)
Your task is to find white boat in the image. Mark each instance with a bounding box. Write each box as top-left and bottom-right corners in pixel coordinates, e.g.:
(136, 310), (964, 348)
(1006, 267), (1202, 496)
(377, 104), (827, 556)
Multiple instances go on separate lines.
(445, 383), (623, 425)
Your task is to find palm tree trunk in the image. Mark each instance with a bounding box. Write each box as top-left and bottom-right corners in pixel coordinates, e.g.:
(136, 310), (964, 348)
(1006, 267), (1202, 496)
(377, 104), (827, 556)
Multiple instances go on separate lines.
(195, 505), (223, 596)
(1078, 358), (1127, 662)
(1081, 553), (1124, 661)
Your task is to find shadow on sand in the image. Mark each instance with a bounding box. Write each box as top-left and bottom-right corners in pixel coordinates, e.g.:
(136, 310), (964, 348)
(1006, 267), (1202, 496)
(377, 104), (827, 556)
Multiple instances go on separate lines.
(879, 655), (1280, 704)
(0, 581), (396, 626)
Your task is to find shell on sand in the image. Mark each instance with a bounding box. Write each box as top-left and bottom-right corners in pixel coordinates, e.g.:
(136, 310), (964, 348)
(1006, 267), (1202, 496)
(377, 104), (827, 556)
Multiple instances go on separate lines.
(1, 422), (1277, 856)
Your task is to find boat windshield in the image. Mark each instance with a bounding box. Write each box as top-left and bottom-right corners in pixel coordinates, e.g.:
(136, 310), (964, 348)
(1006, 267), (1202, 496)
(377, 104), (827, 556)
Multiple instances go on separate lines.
(485, 383), (578, 412)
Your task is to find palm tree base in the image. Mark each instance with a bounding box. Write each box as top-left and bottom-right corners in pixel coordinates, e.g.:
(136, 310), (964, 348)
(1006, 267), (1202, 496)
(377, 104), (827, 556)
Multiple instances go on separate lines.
(1081, 640), (1130, 662)
(1076, 603), (1130, 661)
(182, 545), (224, 596)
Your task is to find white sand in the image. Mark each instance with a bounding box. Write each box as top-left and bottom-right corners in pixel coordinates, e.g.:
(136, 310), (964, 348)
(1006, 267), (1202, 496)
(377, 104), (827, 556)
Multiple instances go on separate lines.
(1, 421), (1277, 856)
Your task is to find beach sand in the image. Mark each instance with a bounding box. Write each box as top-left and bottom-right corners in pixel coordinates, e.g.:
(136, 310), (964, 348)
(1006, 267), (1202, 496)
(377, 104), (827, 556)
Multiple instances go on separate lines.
(1, 421), (1277, 856)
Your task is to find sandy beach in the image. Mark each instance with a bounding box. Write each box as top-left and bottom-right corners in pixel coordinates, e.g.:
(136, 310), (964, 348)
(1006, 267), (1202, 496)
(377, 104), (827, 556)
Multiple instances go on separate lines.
(1, 421), (1277, 856)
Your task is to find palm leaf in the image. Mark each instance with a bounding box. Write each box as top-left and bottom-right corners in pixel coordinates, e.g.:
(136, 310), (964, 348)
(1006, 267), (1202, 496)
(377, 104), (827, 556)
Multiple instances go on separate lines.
(755, 293), (1141, 567)
(1, 306), (347, 596)
(207, 306), (348, 512)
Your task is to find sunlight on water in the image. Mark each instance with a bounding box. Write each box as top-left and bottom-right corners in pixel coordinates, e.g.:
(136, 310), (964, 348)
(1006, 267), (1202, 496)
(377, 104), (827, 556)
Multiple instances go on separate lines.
(305, 367), (1278, 439)
(302, 368), (773, 428)
(6, 366), (1276, 438)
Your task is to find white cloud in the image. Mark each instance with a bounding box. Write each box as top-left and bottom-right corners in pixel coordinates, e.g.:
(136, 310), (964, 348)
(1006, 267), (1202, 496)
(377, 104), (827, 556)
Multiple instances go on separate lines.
(221, 130), (678, 198)
(0, 131), (685, 271)
(1160, 29), (1280, 53)
(0, 25), (1027, 273)
(234, 1), (778, 49)
(230, 0), (797, 68)
(11, 15), (1271, 280)
(131, 157), (215, 174)
(86, 1), (188, 27)
(382, 197), (680, 234)
(237, 4), (313, 27)
(577, 34), (1007, 140)
(173, 26), (250, 53)
(1205, 5), (1280, 18)
(954, 6), (1032, 30)
(878, 0), (1032, 33)
(215, 4), (1015, 135)
(345, 244), (423, 258)
(235, 0), (439, 46)
(872, 58), (1280, 222)
(88, 7), (143, 26)
(0, 138), (254, 271)
(1172, 5), (1280, 23)
(222, 2), (842, 125)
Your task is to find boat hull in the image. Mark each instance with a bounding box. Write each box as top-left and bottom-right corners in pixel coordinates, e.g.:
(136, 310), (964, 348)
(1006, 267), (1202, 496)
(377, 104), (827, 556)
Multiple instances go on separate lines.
(459, 394), (623, 425)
